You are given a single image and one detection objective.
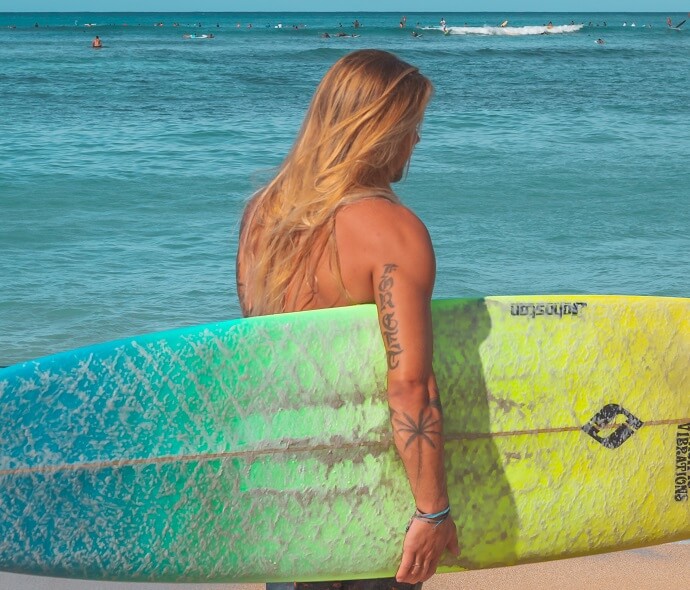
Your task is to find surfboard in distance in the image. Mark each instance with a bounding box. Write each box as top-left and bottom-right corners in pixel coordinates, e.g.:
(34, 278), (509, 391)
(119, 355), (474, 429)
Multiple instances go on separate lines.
(0, 295), (688, 582)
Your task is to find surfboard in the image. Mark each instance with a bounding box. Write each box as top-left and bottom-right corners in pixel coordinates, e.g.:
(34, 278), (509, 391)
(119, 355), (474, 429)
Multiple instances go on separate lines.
(0, 295), (688, 583)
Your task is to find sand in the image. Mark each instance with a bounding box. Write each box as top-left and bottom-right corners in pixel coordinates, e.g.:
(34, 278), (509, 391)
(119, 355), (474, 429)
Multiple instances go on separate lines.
(1, 542), (688, 590)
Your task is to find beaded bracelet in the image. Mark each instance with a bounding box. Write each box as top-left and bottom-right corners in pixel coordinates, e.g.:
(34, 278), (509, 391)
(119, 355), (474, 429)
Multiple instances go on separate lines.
(406, 506), (451, 531)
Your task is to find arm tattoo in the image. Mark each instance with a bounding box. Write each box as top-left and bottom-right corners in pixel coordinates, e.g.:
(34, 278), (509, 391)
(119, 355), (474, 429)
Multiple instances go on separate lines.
(389, 408), (442, 490)
(378, 263), (403, 369)
(394, 410), (441, 450)
(393, 409), (442, 483)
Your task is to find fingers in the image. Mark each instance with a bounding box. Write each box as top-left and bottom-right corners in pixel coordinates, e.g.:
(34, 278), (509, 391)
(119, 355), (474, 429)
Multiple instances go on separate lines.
(395, 551), (416, 583)
(396, 517), (459, 584)
(395, 557), (435, 584)
(396, 541), (438, 584)
(411, 561), (434, 583)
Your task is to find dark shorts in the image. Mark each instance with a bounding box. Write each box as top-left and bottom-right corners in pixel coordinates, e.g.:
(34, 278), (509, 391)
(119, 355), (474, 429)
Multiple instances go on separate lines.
(267, 579), (422, 590)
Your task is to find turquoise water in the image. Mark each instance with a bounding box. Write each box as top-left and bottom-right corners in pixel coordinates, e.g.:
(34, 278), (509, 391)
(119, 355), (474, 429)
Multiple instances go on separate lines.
(1, 12), (689, 366)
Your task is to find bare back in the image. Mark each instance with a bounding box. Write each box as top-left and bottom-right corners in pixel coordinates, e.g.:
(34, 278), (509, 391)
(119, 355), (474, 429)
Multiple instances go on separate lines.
(237, 197), (434, 315)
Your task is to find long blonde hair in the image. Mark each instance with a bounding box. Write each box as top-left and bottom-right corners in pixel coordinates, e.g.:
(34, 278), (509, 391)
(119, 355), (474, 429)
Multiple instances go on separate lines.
(237, 49), (433, 316)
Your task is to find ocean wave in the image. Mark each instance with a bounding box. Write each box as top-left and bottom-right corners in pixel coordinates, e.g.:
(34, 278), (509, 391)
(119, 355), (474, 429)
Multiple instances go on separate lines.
(433, 24), (584, 36)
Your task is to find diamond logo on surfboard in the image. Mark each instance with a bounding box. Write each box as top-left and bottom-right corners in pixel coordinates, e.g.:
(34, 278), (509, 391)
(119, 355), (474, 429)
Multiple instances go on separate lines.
(582, 404), (644, 449)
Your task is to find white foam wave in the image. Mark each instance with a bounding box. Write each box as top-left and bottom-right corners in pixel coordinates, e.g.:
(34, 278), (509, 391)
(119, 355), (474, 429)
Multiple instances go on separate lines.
(436, 24), (584, 36)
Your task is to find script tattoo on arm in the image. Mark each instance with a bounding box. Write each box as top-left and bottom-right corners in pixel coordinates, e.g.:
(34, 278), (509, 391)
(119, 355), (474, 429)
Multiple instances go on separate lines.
(378, 263), (404, 369)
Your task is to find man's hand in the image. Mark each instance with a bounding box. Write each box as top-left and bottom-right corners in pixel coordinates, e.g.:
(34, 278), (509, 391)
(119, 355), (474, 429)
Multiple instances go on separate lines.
(395, 515), (460, 584)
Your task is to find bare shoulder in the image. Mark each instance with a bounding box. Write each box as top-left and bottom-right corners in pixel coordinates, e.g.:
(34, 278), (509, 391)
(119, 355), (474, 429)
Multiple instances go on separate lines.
(336, 198), (435, 297)
(337, 198), (433, 251)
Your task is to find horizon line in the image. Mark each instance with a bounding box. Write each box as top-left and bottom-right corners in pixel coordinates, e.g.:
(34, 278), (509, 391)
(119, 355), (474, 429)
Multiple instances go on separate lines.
(0, 10), (683, 15)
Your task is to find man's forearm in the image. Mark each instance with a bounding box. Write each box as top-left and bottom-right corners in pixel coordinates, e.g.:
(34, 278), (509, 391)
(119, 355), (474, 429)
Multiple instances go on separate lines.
(387, 382), (449, 513)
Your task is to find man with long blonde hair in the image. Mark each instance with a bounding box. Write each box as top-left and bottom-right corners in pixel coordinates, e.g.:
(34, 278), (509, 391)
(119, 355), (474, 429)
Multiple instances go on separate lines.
(237, 49), (459, 590)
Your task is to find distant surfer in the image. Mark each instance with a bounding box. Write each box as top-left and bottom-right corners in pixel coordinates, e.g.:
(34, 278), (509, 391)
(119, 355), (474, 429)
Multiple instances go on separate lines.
(91, 35), (102, 48)
(238, 49), (459, 590)
(596, 38), (606, 44)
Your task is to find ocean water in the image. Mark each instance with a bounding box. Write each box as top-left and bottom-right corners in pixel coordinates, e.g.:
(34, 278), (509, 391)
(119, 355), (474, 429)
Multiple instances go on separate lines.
(1, 11), (689, 367)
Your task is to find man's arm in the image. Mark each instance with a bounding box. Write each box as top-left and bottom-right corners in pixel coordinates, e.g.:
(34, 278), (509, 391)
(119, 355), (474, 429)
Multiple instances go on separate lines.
(368, 203), (459, 584)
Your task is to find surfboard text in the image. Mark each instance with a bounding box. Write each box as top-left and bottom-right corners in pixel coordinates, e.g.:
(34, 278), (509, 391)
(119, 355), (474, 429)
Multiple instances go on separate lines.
(675, 423), (690, 501)
(510, 302), (587, 319)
